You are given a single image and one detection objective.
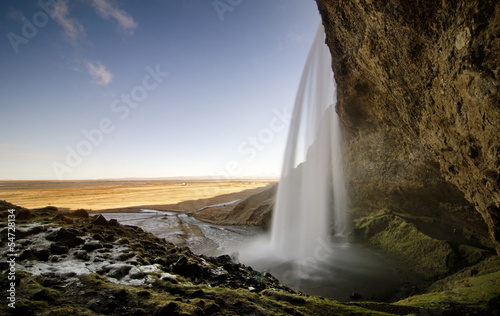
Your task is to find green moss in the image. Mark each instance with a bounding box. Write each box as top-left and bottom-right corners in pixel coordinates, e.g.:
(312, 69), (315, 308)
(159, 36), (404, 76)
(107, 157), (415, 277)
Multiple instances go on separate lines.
(43, 307), (97, 316)
(15, 298), (49, 315)
(10, 203), (498, 316)
(79, 273), (108, 286)
(206, 285), (398, 315)
(261, 289), (307, 304)
(427, 256), (500, 292)
(457, 244), (490, 266)
(32, 288), (61, 302)
(353, 214), (455, 279)
(396, 270), (500, 311)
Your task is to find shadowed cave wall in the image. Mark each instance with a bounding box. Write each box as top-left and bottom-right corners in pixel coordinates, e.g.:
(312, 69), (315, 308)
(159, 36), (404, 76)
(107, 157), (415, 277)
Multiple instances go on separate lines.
(315, 0), (500, 253)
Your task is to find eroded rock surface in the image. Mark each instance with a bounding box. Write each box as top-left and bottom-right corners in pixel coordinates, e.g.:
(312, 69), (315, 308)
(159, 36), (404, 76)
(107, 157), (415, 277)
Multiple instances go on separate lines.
(316, 0), (500, 253)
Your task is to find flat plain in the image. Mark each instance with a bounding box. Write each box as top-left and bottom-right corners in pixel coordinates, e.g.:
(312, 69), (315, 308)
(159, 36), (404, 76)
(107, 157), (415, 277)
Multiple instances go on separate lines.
(0, 179), (275, 212)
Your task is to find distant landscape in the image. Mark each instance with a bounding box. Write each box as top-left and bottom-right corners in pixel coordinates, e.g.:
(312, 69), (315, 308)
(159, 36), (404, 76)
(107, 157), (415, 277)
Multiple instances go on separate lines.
(0, 179), (275, 212)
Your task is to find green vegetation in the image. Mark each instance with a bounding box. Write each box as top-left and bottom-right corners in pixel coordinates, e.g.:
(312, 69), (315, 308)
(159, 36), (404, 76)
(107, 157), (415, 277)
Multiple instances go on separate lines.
(1, 200), (499, 315)
(396, 257), (500, 312)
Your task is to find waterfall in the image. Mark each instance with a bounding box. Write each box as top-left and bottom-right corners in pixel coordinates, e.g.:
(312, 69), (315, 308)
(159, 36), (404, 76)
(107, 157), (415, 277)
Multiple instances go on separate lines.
(237, 25), (397, 300)
(270, 23), (347, 262)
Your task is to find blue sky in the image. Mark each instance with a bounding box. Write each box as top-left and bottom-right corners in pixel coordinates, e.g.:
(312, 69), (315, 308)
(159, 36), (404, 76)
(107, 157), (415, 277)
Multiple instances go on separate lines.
(0, 0), (320, 180)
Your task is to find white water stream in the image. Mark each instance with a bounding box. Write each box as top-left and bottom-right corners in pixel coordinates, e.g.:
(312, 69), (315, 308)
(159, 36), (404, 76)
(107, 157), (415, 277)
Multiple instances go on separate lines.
(270, 23), (347, 261)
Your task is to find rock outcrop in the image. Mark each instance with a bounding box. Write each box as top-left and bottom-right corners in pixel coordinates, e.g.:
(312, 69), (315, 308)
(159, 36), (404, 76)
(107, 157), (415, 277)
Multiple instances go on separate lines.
(7, 202), (474, 315)
(193, 185), (276, 228)
(316, 0), (500, 253)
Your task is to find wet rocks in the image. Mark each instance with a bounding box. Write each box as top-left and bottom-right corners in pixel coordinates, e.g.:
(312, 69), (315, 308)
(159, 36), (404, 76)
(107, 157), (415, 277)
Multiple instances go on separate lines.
(74, 250), (90, 261)
(1, 227), (27, 240)
(25, 226), (47, 236)
(171, 256), (205, 280)
(82, 241), (104, 251)
(46, 227), (84, 248)
(46, 228), (78, 241)
(109, 218), (120, 227)
(102, 264), (134, 279)
(50, 242), (69, 255)
(66, 237), (86, 248)
(214, 254), (233, 266)
(1, 206), (314, 315)
(92, 214), (109, 226)
(20, 249), (50, 261)
(128, 267), (146, 279)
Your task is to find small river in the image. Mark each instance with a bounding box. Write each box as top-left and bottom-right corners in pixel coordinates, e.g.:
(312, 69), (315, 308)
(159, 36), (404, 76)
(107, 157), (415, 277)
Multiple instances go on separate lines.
(99, 209), (263, 257)
(100, 209), (403, 302)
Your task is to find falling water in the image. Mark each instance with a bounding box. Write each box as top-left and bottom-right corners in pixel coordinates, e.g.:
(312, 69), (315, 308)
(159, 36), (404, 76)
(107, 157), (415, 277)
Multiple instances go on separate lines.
(235, 23), (401, 301)
(270, 23), (347, 261)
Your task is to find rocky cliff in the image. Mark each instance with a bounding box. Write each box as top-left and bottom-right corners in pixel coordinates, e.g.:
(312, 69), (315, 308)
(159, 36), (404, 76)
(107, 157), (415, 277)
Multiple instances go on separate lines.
(316, 0), (500, 253)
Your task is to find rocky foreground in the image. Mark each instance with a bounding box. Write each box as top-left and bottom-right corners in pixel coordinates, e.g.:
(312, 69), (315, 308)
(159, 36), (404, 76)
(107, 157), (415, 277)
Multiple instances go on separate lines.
(1, 201), (500, 315)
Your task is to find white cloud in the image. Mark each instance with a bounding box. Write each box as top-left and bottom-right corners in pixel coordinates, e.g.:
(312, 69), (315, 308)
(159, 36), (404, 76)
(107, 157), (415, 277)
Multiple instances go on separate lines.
(51, 2), (85, 44)
(85, 60), (113, 86)
(91, 0), (138, 35)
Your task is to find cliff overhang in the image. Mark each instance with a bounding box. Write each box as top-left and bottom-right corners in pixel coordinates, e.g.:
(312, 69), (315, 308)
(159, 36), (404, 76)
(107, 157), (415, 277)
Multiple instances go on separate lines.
(316, 0), (500, 254)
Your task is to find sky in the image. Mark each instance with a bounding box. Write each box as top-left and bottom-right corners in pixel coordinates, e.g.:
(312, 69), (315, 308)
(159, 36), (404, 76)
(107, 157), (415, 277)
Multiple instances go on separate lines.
(0, 0), (321, 180)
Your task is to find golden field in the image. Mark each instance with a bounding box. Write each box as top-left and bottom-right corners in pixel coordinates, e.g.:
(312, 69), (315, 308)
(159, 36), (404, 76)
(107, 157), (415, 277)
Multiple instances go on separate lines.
(0, 179), (275, 212)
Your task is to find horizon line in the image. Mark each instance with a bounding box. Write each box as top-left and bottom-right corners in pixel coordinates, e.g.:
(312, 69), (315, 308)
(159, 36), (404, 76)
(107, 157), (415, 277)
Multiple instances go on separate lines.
(0, 176), (280, 182)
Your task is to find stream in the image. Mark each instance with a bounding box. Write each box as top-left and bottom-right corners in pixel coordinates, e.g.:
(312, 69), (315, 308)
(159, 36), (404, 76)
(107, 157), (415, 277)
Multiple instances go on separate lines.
(98, 209), (263, 257)
(99, 209), (404, 302)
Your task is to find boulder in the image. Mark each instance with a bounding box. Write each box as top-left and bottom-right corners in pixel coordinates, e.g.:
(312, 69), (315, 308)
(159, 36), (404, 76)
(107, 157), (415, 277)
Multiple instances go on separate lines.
(46, 228), (78, 242)
(83, 241), (104, 251)
(16, 208), (32, 220)
(71, 209), (89, 218)
(92, 214), (109, 226)
(50, 242), (69, 255)
(105, 264), (134, 279)
(53, 213), (75, 225)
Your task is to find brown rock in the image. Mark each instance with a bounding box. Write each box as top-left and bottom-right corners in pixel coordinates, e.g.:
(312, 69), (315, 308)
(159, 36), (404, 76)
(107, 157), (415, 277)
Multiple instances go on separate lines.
(16, 208), (32, 220)
(71, 209), (90, 218)
(316, 0), (500, 253)
(53, 213), (75, 225)
(93, 214), (109, 226)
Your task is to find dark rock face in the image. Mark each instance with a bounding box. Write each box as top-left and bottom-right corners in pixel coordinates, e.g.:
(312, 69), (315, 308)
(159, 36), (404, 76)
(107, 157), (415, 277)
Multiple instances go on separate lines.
(71, 209), (90, 218)
(92, 214), (109, 226)
(316, 0), (500, 253)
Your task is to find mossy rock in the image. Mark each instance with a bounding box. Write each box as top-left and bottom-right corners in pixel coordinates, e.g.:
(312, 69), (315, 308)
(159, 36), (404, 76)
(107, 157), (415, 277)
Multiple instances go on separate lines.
(46, 307), (96, 315)
(261, 289), (307, 304)
(457, 244), (490, 267)
(353, 213), (455, 279)
(70, 209), (90, 218)
(396, 269), (500, 313)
